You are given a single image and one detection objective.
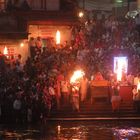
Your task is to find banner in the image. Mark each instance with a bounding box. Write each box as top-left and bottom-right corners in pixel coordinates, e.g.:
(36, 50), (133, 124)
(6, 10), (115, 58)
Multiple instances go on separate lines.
(90, 80), (110, 87)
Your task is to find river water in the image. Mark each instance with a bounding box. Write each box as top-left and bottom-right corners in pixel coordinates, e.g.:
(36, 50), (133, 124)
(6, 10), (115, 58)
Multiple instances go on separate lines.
(0, 120), (140, 140)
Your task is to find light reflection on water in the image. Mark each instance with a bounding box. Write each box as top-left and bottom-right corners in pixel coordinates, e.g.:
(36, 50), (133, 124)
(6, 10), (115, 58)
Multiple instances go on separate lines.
(45, 121), (140, 140)
(0, 121), (140, 140)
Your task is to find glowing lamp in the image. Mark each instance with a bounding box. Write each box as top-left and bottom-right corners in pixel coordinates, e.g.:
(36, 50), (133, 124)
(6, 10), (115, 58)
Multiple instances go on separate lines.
(20, 43), (24, 47)
(56, 30), (61, 45)
(3, 46), (8, 55)
(57, 125), (61, 134)
(78, 11), (84, 18)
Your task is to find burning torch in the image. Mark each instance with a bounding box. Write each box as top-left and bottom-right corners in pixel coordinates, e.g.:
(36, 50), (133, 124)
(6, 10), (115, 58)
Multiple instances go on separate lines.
(70, 70), (85, 91)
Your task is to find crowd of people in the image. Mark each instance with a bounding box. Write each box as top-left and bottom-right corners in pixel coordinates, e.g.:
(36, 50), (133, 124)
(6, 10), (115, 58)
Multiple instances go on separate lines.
(0, 13), (140, 123)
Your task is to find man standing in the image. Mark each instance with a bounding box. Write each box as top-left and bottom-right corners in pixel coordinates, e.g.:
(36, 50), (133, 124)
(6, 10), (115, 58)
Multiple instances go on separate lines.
(132, 86), (140, 113)
(61, 77), (69, 105)
(80, 75), (89, 102)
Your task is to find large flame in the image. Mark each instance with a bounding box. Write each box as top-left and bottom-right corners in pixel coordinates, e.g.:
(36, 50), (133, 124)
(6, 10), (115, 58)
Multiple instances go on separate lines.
(56, 30), (60, 45)
(70, 70), (85, 84)
(3, 46), (8, 55)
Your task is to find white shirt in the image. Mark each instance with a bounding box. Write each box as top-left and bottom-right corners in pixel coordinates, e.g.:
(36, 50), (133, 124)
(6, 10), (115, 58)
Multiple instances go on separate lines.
(13, 99), (21, 110)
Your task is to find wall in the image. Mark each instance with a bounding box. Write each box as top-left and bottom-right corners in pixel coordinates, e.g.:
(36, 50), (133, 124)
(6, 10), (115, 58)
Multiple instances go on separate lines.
(27, 0), (59, 10)
(0, 39), (30, 64)
(46, 0), (59, 11)
(29, 25), (71, 45)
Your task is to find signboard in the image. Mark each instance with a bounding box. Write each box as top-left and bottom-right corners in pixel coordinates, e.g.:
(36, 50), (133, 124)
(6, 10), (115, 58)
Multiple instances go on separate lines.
(90, 80), (110, 87)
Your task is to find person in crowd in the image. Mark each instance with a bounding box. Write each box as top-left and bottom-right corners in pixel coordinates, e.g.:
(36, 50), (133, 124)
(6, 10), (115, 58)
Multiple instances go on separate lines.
(134, 74), (139, 86)
(29, 37), (36, 59)
(71, 85), (80, 112)
(10, 55), (15, 69)
(94, 72), (104, 80)
(60, 76), (70, 105)
(13, 96), (22, 123)
(111, 82), (122, 112)
(132, 85), (140, 113)
(43, 85), (52, 116)
(80, 75), (89, 102)
(36, 36), (42, 53)
(56, 71), (64, 110)
(48, 82), (57, 111)
(0, 51), (6, 73)
(127, 73), (134, 85)
(27, 107), (32, 123)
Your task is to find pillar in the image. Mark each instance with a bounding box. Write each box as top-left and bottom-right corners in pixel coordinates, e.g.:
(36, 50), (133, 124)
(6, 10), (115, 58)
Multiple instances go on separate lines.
(138, 0), (140, 9)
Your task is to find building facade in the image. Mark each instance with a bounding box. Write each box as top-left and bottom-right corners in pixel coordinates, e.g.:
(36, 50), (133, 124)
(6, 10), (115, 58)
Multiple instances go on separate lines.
(0, 0), (78, 63)
(0, 0), (139, 63)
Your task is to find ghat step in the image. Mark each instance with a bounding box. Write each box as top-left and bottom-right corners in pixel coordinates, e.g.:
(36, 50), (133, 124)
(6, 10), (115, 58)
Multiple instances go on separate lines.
(50, 100), (137, 118)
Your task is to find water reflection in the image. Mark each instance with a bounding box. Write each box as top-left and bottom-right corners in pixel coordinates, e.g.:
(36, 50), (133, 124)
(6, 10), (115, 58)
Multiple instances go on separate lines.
(0, 121), (140, 140)
(0, 125), (41, 140)
(113, 128), (140, 140)
(43, 121), (140, 140)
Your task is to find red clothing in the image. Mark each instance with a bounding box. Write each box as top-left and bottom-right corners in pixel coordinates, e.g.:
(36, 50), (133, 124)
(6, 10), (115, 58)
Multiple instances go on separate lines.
(94, 72), (104, 80)
(57, 74), (64, 82)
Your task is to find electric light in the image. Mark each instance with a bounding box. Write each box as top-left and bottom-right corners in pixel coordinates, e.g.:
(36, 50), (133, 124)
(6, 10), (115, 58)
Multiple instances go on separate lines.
(78, 11), (84, 18)
(20, 43), (24, 47)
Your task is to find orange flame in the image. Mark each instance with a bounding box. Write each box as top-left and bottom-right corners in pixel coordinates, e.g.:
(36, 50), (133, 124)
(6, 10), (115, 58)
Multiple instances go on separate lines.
(3, 46), (8, 55)
(56, 30), (60, 44)
(70, 70), (85, 84)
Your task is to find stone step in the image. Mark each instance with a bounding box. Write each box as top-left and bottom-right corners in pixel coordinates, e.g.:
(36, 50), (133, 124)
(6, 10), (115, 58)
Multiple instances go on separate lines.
(50, 111), (139, 118)
(51, 111), (134, 116)
(59, 102), (134, 110)
(50, 100), (136, 118)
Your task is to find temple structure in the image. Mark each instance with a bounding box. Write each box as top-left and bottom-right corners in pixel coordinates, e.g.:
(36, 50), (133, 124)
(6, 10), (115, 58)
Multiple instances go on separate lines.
(0, 0), (139, 62)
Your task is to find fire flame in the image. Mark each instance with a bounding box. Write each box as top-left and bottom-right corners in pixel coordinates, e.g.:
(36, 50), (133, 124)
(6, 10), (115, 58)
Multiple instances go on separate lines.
(137, 81), (140, 92)
(72, 86), (79, 92)
(70, 70), (85, 84)
(56, 30), (60, 45)
(3, 46), (8, 55)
